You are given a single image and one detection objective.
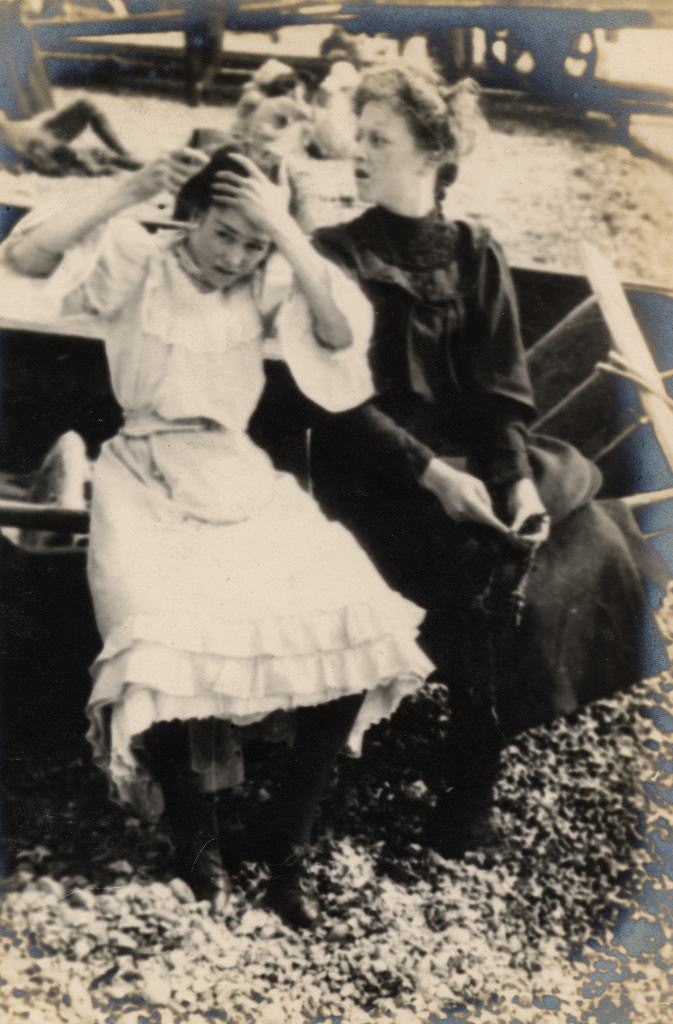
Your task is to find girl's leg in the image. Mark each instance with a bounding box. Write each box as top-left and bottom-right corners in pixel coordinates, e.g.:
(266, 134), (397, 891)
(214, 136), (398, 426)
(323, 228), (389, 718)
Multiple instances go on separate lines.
(142, 720), (231, 914)
(254, 693), (365, 929)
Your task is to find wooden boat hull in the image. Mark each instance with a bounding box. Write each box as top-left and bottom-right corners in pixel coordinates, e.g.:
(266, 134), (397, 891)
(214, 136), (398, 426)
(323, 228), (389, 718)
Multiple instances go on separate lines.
(1, 264), (670, 491)
(0, 259), (670, 746)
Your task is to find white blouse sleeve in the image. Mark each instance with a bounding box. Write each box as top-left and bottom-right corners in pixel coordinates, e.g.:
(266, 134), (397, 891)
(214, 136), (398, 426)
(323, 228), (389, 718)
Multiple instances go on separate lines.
(256, 250), (374, 413)
(49, 217), (156, 319)
(2, 203), (156, 321)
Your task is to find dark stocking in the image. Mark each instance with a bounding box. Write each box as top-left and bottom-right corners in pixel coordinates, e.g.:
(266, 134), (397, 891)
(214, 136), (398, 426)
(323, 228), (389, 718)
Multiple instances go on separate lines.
(142, 720), (230, 912)
(258, 693), (365, 859)
(253, 693), (364, 929)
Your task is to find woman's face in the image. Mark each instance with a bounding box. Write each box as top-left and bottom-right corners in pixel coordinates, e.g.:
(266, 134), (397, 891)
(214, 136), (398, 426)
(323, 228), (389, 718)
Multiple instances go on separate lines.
(353, 100), (436, 210)
(188, 205), (271, 289)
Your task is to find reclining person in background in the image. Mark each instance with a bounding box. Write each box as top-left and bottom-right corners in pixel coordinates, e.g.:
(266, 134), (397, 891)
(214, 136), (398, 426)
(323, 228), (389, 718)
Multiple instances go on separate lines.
(0, 97), (142, 176)
(4, 144), (431, 929)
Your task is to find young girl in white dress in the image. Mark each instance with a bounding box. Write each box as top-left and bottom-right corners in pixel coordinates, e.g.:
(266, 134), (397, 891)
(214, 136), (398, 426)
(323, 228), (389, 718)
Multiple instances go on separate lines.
(5, 146), (432, 927)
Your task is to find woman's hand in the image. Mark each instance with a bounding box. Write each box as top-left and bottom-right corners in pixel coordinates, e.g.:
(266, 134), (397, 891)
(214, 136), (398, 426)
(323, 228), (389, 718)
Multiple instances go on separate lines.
(121, 147), (208, 204)
(506, 477), (550, 548)
(421, 459), (509, 533)
(211, 152), (292, 238)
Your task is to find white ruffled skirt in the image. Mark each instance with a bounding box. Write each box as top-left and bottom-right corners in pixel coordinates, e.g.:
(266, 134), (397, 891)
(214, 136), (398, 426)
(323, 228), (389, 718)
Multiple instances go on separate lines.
(86, 430), (432, 815)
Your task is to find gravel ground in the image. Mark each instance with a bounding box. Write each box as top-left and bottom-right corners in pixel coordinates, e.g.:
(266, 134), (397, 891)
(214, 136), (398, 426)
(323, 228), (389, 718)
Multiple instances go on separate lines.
(1, 84), (673, 1023)
(1, 663), (672, 1024)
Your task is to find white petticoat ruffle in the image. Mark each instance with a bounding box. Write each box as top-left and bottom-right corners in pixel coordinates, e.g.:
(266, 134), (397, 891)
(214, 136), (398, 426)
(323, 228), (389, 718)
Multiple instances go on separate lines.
(86, 442), (433, 817)
(87, 604), (427, 814)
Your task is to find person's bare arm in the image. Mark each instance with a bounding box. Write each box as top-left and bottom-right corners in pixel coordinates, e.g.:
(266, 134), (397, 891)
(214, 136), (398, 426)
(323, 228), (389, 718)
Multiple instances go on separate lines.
(6, 148), (206, 277)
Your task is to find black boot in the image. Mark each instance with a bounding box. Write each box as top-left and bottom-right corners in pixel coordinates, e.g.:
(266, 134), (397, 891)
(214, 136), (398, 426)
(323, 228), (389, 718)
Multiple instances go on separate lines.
(265, 845), (320, 930)
(143, 721), (231, 914)
(169, 788), (231, 914)
(252, 694), (364, 929)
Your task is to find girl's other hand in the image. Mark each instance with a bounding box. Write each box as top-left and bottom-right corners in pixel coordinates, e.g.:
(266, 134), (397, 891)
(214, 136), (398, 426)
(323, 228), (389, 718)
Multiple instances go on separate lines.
(163, 148), (209, 194)
(211, 152), (291, 237)
(506, 477), (550, 548)
(124, 148), (208, 202)
(421, 459), (509, 533)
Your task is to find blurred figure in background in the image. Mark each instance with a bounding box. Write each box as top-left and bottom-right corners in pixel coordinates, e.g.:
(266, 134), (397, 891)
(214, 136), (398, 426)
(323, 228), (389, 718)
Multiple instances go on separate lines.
(244, 94), (312, 178)
(0, 0), (53, 120)
(183, 0), (224, 107)
(184, 93), (312, 187)
(319, 25), (361, 66)
(229, 59), (361, 168)
(188, 59), (315, 182)
(311, 60), (360, 159)
(247, 57), (308, 102)
(0, 98), (142, 175)
(229, 59), (309, 146)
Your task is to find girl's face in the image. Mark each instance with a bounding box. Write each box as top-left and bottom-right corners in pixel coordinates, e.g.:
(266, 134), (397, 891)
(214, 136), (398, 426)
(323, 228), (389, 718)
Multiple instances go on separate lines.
(353, 100), (436, 210)
(188, 205), (271, 289)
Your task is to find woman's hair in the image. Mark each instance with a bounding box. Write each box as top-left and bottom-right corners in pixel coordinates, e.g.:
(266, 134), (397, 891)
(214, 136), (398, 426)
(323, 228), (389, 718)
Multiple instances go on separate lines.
(173, 145), (248, 221)
(353, 64), (482, 194)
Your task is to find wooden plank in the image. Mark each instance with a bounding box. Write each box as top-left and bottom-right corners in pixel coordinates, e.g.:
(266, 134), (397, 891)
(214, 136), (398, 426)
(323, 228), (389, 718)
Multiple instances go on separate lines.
(0, 498), (89, 533)
(373, 0), (673, 26)
(240, 0), (662, 11)
(623, 486), (673, 509)
(581, 241), (673, 474)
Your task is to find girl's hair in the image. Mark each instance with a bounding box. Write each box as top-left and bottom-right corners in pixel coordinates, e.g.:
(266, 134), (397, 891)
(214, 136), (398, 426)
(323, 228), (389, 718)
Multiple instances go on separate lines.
(353, 65), (482, 195)
(174, 145), (249, 221)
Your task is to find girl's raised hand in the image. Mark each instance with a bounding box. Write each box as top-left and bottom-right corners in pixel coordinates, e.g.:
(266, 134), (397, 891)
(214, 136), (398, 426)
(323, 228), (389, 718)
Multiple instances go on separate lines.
(123, 148), (208, 203)
(211, 152), (291, 236)
(163, 148), (210, 194)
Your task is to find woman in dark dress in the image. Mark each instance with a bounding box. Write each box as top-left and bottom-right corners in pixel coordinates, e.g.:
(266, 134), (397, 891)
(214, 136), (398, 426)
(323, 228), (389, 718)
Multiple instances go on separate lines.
(298, 64), (663, 858)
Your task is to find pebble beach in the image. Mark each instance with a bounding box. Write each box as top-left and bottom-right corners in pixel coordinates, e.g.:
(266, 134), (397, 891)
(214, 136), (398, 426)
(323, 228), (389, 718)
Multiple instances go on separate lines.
(1, 74), (673, 1024)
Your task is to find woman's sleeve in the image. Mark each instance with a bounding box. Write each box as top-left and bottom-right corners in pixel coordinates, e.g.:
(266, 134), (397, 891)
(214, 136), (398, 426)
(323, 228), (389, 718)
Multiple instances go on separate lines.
(3, 203), (154, 321)
(311, 226), (439, 486)
(328, 402), (436, 491)
(256, 249), (374, 413)
(463, 238), (537, 488)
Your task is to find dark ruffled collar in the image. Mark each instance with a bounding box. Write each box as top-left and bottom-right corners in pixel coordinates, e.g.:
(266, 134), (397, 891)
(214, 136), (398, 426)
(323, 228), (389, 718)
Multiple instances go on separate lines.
(351, 206), (461, 272)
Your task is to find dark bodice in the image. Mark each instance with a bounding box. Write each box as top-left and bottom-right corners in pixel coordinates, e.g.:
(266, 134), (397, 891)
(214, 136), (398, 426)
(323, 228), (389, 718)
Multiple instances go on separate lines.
(313, 206), (538, 488)
(251, 204), (600, 523)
